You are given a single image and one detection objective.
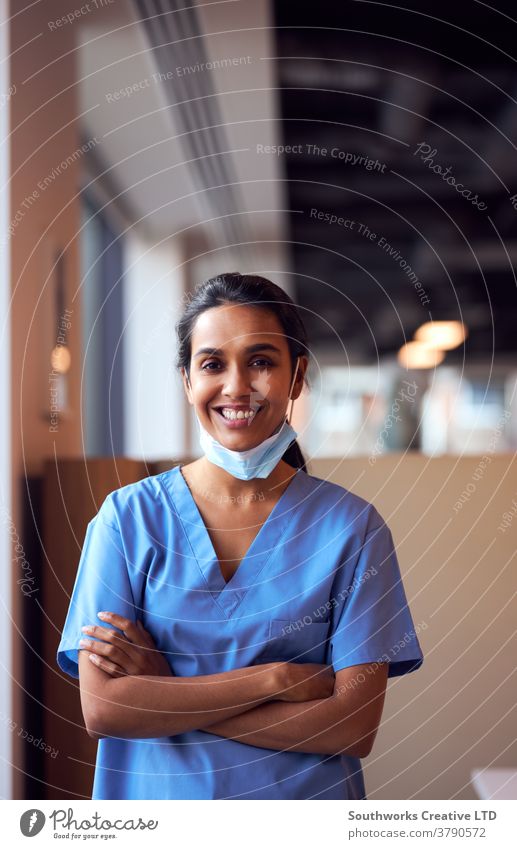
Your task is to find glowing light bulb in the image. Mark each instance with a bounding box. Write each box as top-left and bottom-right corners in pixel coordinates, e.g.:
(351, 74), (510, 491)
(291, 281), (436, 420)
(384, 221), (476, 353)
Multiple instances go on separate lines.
(397, 341), (445, 369)
(50, 345), (71, 374)
(414, 321), (467, 351)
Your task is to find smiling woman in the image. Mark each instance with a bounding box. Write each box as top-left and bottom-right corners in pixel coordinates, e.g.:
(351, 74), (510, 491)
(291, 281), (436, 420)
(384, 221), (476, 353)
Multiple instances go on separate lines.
(177, 272), (309, 463)
(56, 271), (424, 801)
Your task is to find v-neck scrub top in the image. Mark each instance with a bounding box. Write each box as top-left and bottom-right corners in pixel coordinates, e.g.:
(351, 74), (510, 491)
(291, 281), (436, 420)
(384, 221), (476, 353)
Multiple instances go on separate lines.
(57, 465), (424, 800)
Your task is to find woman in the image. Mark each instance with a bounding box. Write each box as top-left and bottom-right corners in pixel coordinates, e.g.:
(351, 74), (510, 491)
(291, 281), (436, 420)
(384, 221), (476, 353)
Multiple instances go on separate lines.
(57, 272), (424, 800)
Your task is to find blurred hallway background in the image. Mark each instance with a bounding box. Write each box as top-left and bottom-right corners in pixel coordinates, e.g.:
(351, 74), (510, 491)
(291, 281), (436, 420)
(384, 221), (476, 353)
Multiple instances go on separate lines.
(1, 0), (516, 801)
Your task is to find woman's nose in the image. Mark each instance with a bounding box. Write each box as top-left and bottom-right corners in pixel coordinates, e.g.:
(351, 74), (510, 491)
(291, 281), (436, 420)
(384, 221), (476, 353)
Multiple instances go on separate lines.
(223, 365), (269, 403)
(222, 364), (253, 398)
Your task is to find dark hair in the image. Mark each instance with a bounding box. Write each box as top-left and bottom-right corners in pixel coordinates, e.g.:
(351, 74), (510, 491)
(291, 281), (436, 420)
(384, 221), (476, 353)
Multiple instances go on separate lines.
(175, 271), (310, 472)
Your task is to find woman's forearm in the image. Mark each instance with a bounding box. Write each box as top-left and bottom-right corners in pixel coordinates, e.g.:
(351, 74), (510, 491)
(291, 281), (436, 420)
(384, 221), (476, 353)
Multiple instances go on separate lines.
(198, 695), (368, 757)
(85, 661), (282, 739)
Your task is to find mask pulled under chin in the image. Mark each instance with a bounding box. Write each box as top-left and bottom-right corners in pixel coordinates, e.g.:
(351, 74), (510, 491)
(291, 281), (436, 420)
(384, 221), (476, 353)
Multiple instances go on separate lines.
(195, 414), (299, 480)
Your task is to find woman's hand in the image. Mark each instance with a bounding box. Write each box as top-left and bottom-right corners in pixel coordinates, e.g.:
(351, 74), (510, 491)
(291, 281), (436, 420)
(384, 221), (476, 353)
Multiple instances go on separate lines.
(273, 662), (336, 702)
(79, 612), (172, 678)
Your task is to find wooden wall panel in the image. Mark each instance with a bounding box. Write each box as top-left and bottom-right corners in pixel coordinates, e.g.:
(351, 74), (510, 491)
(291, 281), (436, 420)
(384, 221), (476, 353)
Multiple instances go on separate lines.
(42, 458), (149, 799)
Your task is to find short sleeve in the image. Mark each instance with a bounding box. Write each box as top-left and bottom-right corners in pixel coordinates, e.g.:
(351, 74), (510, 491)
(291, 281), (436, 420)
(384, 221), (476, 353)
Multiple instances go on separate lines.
(56, 497), (136, 679)
(329, 520), (424, 678)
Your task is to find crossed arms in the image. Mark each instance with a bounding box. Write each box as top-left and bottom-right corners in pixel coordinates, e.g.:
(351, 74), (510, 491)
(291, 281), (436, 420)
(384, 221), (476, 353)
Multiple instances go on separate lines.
(76, 614), (388, 758)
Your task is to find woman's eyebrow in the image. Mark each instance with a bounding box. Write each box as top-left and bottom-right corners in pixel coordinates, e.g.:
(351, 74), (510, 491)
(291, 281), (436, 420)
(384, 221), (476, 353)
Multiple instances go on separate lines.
(193, 343), (282, 359)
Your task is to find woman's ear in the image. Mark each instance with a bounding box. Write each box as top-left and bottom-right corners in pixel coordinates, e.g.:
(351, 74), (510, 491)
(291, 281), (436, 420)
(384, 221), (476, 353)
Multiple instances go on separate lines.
(291, 356), (309, 400)
(181, 368), (193, 405)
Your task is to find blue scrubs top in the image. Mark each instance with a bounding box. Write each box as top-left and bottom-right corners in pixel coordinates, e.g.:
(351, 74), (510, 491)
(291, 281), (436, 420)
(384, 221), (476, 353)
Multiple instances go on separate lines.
(57, 464), (424, 800)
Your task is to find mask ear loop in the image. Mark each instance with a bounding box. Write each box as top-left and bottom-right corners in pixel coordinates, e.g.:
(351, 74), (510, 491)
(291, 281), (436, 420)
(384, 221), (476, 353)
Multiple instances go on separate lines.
(286, 356), (300, 426)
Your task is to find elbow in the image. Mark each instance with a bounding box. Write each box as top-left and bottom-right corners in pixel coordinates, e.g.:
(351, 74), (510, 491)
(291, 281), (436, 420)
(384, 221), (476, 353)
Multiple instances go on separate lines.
(353, 742), (373, 759)
(332, 741), (371, 758)
(86, 727), (105, 741)
(333, 743), (372, 759)
(333, 728), (378, 759)
(352, 727), (378, 759)
(80, 677), (123, 740)
(84, 706), (107, 740)
(83, 706), (110, 740)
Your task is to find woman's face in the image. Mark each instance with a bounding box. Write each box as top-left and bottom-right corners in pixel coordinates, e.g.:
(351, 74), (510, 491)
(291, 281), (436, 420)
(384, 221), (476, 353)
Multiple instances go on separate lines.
(182, 303), (307, 449)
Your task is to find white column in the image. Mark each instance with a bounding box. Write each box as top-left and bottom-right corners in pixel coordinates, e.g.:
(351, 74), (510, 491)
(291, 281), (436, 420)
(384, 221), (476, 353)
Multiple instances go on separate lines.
(123, 232), (188, 461)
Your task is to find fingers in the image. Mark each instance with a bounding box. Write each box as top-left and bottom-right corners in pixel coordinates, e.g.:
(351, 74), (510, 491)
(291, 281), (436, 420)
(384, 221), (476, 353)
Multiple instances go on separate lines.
(81, 612), (161, 674)
(79, 635), (141, 674)
(80, 625), (136, 665)
(97, 611), (144, 645)
(86, 651), (127, 678)
(136, 620), (155, 647)
(97, 612), (157, 651)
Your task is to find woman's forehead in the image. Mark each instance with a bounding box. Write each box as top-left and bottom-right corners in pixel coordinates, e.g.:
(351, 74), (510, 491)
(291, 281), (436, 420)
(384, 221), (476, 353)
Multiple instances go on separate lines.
(191, 304), (286, 347)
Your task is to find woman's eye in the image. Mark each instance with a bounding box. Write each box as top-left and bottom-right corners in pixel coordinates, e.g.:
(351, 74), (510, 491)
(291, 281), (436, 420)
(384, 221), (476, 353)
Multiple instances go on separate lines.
(201, 359), (272, 371)
(251, 359), (272, 368)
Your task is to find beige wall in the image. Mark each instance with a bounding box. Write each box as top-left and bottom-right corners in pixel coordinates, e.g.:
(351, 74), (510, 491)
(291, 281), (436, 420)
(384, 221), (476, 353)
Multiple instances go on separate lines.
(311, 453), (517, 799)
(10, 1), (82, 798)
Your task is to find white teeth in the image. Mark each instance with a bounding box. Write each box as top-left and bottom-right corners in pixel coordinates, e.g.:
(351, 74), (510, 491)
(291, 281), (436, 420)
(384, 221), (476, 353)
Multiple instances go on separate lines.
(221, 407), (258, 420)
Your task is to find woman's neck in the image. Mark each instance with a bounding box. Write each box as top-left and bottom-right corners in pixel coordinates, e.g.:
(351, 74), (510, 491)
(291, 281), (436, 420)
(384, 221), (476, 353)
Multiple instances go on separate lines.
(184, 457), (297, 503)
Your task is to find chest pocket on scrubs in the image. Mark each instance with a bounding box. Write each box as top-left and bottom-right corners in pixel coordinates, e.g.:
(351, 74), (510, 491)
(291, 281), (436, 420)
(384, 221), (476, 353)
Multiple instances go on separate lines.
(258, 618), (331, 664)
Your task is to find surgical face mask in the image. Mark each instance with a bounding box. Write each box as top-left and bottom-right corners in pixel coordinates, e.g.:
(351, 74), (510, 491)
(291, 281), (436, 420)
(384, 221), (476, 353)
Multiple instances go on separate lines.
(186, 357), (301, 480)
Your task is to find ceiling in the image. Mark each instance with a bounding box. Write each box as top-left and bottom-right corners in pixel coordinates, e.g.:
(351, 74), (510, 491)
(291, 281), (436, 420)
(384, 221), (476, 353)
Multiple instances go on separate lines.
(77, 0), (517, 364)
(273, 0), (517, 362)
(78, 0), (291, 279)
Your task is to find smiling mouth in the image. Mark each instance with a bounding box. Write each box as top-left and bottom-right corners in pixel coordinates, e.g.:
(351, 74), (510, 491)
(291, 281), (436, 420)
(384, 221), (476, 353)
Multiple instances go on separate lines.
(214, 406), (265, 422)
